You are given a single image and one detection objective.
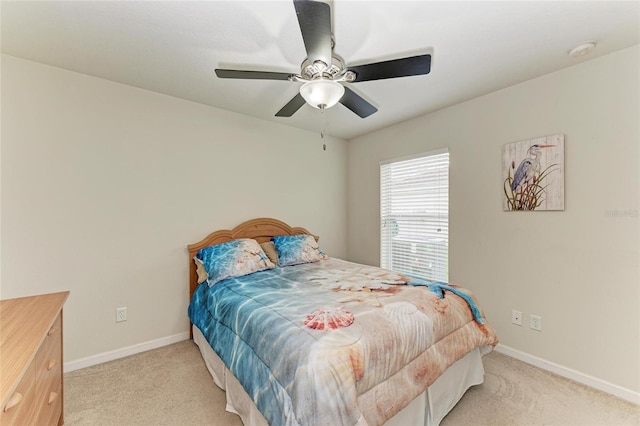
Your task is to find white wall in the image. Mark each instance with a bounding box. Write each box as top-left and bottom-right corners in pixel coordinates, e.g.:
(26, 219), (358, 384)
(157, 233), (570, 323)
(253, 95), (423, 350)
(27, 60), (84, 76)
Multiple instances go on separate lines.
(2, 46), (638, 397)
(347, 46), (639, 394)
(0, 55), (348, 363)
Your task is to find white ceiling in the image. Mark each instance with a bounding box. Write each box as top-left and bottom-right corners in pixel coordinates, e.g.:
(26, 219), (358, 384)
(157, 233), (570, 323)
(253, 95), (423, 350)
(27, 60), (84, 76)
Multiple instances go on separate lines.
(2, 1), (639, 140)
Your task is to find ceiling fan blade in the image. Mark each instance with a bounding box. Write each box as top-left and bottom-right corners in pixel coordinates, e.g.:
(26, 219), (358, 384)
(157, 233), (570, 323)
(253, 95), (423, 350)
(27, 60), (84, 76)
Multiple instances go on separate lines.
(275, 93), (307, 117)
(293, 0), (332, 67)
(340, 87), (377, 118)
(215, 69), (293, 81)
(347, 54), (431, 82)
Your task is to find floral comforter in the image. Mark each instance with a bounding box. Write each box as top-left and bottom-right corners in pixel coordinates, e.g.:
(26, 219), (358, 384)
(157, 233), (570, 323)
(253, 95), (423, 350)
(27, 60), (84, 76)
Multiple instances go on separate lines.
(188, 258), (498, 426)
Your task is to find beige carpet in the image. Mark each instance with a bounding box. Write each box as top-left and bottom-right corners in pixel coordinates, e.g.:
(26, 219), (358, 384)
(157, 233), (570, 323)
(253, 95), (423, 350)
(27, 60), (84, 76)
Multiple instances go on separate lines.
(65, 340), (639, 426)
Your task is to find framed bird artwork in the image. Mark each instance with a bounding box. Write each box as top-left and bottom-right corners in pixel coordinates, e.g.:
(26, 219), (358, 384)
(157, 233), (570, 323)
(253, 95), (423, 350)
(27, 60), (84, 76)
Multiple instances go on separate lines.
(502, 134), (565, 211)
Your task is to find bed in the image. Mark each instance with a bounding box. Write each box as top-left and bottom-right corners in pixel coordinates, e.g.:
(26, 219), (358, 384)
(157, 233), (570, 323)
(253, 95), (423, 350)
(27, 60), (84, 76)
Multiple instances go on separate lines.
(187, 218), (498, 426)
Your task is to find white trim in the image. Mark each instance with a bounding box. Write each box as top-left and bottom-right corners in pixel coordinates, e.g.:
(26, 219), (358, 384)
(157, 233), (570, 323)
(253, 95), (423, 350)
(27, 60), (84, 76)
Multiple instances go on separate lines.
(62, 336), (640, 405)
(379, 147), (449, 166)
(494, 344), (640, 405)
(64, 331), (190, 373)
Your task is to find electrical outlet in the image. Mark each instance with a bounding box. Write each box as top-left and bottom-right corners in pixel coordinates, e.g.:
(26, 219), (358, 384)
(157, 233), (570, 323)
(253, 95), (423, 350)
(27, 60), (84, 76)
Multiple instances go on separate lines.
(530, 314), (542, 331)
(116, 307), (127, 323)
(511, 310), (522, 326)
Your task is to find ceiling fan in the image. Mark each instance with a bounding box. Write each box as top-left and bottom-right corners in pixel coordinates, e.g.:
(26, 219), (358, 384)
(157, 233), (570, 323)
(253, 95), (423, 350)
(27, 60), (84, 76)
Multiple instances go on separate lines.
(215, 0), (431, 119)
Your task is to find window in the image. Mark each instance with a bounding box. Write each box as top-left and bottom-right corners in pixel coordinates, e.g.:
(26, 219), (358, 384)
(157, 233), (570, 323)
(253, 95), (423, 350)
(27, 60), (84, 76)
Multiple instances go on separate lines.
(380, 149), (449, 282)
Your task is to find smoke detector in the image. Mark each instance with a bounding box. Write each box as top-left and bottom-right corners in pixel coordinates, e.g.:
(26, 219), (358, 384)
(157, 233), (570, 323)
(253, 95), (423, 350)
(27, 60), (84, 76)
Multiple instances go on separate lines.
(568, 41), (597, 58)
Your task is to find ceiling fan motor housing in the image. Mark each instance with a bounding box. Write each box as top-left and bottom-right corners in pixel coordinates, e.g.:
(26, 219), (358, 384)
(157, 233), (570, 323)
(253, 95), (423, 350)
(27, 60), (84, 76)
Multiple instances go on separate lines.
(301, 57), (345, 80)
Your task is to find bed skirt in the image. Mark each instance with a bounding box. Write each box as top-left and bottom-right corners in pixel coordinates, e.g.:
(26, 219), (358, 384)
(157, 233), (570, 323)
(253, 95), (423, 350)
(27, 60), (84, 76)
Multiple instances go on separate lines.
(193, 325), (485, 425)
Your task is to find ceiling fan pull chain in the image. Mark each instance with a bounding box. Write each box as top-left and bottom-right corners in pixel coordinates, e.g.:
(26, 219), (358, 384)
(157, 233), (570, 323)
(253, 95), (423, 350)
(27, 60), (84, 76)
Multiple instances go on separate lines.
(320, 105), (326, 139)
(319, 105), (327, 151)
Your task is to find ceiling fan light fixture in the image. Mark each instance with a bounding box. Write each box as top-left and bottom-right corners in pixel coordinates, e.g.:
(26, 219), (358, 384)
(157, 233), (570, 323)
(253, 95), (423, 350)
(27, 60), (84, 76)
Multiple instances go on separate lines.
(299, 79), (345, 109)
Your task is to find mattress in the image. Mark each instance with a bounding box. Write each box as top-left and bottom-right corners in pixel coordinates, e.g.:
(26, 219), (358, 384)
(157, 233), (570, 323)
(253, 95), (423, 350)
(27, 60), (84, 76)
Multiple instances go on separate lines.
(193, 325), (486, 426)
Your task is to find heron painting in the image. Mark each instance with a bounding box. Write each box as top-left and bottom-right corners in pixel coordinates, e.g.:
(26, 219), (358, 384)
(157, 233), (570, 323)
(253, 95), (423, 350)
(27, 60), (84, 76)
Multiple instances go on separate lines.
(502, 134), (564, 211)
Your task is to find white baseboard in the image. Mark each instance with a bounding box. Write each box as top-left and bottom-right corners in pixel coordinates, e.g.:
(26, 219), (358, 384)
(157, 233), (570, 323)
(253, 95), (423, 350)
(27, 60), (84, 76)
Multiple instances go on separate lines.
(494, 343), (640, 405)
(63, 336), (639, 405)
(64, 331), (191, 373)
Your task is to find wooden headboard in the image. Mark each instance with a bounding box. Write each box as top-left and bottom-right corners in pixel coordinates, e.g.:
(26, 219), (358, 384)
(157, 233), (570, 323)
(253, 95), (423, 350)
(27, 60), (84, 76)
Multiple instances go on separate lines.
(187, 217), (315, 304)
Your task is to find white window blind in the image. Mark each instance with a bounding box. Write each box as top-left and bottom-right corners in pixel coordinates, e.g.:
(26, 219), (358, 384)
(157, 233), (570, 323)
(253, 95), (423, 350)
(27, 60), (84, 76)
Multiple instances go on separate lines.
(380, 149), (449, 282)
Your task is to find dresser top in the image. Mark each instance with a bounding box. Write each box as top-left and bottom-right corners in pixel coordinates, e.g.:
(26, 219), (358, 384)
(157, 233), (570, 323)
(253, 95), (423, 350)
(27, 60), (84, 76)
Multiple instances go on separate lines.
(0, 291), (69, 408)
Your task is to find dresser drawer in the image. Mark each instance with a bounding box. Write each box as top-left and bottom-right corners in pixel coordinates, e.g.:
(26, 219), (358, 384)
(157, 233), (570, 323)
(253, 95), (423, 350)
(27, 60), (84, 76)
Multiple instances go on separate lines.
(34, 380), (61, 426)
(0, 362), (37, 426)
(34, 314), (63, 426)
(39, 315), (62, 361)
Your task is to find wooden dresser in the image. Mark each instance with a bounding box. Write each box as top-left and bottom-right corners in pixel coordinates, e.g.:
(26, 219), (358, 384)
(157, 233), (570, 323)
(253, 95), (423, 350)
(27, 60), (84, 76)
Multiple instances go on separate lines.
(0, 291), (69, 426)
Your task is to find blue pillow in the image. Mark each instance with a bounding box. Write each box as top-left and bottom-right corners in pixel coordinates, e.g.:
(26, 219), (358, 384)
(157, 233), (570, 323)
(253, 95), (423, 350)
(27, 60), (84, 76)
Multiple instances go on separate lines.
(195, 239), (275, 286)
(272, 234), (327, 267)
